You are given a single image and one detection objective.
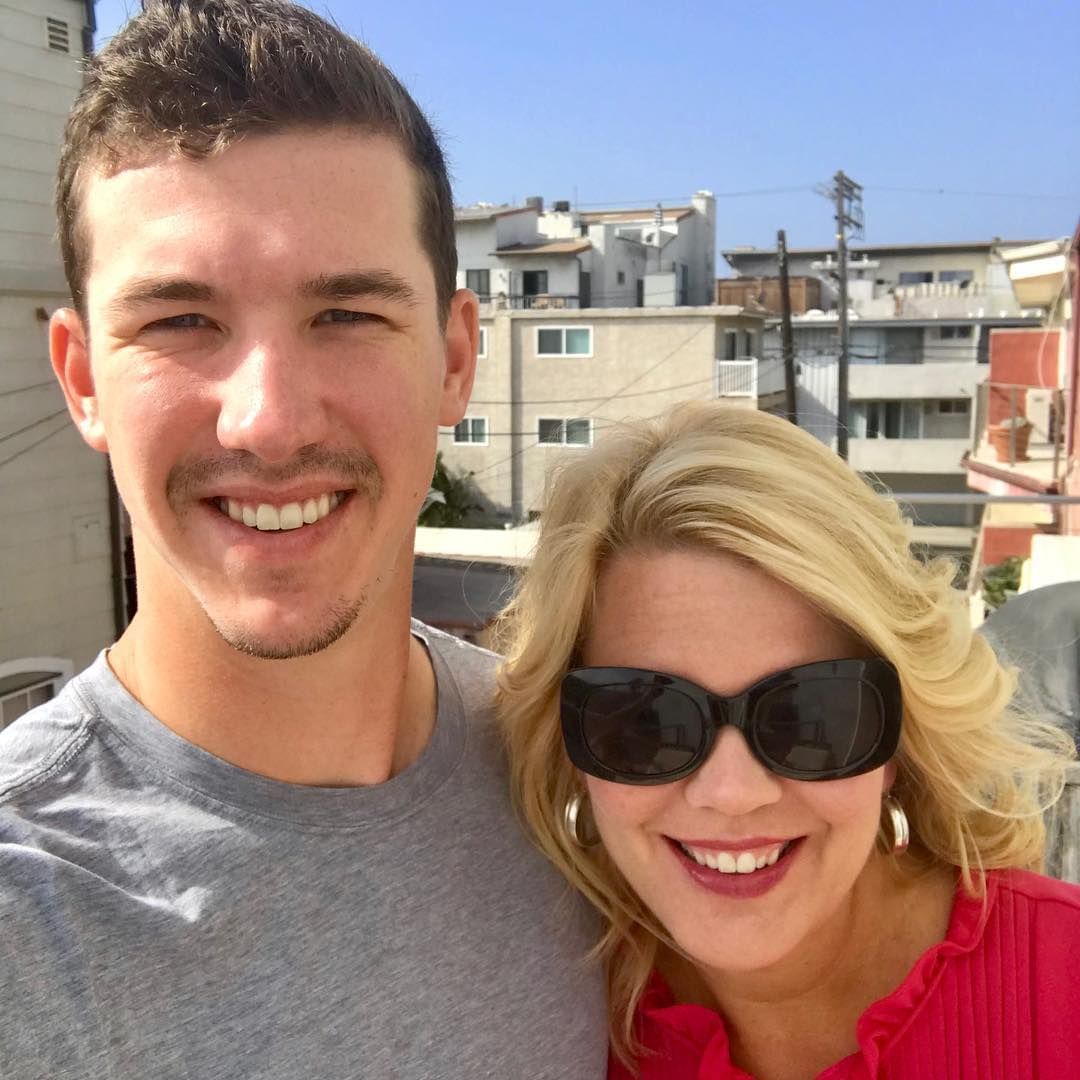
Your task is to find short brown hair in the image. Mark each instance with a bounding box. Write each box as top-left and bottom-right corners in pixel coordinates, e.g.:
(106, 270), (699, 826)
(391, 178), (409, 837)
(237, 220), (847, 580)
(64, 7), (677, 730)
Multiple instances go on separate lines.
(57, 0), (457, 322)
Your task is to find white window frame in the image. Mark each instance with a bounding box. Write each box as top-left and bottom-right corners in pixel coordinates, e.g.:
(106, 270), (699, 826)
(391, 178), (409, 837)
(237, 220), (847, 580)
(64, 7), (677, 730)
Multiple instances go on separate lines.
(936, 398), (970, 415)
(535, 325), (593, 358)
(452, 416), (489, 446)
(0, 657), (74, 730)
(477, 326), (488, 359)
(537, 417), (593, 448)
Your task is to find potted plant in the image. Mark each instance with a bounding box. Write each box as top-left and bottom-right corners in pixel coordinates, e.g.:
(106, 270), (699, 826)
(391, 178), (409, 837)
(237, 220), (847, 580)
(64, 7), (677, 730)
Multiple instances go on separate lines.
(987, 415), (1032, 462)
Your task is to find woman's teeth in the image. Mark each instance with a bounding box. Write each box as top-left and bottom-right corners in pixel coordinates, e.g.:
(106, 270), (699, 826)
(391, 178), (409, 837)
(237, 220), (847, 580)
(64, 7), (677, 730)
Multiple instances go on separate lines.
(216, 492), (342, 531)
(678, 841), (790, 874)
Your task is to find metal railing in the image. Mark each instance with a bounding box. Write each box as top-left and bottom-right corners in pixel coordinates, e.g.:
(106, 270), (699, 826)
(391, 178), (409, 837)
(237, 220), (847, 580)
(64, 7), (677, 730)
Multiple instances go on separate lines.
(480, 294), (581, 310)
(715, 358), (758, 397)
(974, 380), (1066, 475)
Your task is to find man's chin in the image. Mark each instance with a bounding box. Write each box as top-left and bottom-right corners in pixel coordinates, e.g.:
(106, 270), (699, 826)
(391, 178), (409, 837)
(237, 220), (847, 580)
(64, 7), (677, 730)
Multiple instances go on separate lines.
(209, 600), (363, 661)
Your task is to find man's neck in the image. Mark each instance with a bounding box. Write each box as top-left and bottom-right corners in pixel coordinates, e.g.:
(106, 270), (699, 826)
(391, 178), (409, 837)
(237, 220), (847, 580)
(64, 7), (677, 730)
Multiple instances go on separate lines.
(107, 590), (436, 788)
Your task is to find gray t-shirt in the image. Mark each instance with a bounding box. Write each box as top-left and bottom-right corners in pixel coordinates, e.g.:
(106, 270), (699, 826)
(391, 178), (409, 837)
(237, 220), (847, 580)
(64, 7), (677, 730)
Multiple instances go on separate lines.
(0, 622), (606, 1079)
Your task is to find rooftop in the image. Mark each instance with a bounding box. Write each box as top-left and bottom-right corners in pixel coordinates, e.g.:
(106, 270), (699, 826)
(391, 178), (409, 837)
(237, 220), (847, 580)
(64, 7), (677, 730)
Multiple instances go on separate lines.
(723, 239), (1049, 260)
(580, 207), (694, 224)
(454, 204), (534, 223)
(492, 239), (592, 257)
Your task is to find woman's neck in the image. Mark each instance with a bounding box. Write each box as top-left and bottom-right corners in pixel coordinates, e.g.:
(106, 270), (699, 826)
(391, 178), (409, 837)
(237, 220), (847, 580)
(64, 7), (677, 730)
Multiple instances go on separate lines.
(659, 858), (956, 1080)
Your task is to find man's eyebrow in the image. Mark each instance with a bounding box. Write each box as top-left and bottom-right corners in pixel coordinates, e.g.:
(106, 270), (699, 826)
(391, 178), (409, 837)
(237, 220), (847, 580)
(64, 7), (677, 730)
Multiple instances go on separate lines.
(105, 277), (217, 317)
(300, 271), (420, 307)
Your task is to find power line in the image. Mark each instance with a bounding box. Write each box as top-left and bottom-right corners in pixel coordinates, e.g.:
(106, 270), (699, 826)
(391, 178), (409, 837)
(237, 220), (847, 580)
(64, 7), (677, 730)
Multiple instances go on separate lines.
(0, 409), (68, 447)
(864, 185), (1077, 201)
(0, 417), (70, 472)
(0, 380), (56, 400)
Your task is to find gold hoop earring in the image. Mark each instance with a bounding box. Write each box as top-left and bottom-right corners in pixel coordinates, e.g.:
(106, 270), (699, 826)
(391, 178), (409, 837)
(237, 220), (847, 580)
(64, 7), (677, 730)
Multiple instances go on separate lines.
(879, 794), (910, 854)
(562, 792), (600, 848)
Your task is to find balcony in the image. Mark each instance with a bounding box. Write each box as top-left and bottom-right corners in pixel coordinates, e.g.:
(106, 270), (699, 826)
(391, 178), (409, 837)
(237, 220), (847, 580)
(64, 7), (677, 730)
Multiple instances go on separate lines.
(479, 293), (580, 310)
(891, 281), (1022, 320)
(848, 437), (972, 474)
(965, 381), (1067, 493)
(849, 361), (979, 401)
(716, 357), (786, 401)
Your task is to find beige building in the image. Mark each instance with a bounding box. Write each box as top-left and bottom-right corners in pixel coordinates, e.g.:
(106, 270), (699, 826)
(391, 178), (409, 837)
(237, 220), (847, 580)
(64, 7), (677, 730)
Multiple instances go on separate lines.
(440, 305), (771, 522)
(0, 0), (117, 727)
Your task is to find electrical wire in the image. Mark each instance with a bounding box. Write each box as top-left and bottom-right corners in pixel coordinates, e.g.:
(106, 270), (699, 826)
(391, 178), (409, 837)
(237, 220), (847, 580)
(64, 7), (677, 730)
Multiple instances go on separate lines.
(0, 409), (68, 447)
(0, 417), (70, 472)
(0, 380), (56, 399)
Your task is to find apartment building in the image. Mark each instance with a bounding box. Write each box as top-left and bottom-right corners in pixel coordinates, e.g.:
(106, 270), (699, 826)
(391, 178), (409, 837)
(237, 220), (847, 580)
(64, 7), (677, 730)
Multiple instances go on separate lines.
(440, 304), (768, 522)
(961, 231), (1078, 591)
(454, 191), (716, 311)
(0, 0), (115, 728)
(721, 240), (1049, 555)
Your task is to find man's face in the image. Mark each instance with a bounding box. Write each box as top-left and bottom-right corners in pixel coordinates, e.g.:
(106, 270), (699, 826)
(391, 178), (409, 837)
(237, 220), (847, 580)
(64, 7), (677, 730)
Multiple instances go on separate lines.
(54, 130), (475, 658)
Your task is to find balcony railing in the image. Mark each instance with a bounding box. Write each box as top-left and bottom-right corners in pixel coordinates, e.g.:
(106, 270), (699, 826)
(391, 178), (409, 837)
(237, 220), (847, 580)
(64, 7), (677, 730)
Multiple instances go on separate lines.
(479, 294), (581, 310)
(970, 381), (1066, 478)
(716, 357), (786, 399)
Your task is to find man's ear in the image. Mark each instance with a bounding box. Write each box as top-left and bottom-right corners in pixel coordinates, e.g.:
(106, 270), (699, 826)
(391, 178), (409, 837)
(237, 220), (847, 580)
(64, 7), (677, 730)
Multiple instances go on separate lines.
(437, 288), (480, 427)
(50, 307), (107, 453)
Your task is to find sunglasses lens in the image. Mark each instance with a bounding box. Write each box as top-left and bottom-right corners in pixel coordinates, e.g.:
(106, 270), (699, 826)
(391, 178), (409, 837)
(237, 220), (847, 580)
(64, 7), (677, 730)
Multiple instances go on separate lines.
(753, 679), (886, 776)
(580, 684), (705, 778)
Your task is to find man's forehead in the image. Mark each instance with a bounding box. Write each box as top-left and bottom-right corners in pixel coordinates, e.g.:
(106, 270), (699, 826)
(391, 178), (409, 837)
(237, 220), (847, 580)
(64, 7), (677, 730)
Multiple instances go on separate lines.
(78, 130), (431, 297)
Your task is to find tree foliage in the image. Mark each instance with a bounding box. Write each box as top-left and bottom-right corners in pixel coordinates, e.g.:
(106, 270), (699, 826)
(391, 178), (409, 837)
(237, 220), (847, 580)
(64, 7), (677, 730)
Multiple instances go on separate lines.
(419, 452), (483, 527)
(981, 556), (1024, 610)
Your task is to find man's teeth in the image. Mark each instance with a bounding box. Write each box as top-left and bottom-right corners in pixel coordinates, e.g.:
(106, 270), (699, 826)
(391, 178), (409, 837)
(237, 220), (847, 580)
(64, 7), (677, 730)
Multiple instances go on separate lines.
(218, 492), (342, 531)
(679, 841), (789, 874)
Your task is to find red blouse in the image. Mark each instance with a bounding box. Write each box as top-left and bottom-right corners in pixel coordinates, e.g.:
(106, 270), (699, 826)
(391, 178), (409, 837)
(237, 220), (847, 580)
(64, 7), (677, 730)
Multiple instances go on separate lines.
(610, 869), (1080, 1079)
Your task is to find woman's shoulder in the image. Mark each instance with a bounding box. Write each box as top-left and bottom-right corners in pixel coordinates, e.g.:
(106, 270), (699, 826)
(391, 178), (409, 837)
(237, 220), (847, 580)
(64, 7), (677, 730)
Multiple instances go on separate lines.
(988, 867), (1080, 924)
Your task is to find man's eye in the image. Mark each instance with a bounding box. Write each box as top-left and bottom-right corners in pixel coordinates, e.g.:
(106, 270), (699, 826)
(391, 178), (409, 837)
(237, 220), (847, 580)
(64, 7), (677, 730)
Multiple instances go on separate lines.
(315, 309), (379, 325)
(147, 313), (211, 330)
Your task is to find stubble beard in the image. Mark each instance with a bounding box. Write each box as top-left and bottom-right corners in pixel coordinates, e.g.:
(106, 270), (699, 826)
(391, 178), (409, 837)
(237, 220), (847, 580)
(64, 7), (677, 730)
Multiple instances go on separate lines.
(211, 594), (367, 660)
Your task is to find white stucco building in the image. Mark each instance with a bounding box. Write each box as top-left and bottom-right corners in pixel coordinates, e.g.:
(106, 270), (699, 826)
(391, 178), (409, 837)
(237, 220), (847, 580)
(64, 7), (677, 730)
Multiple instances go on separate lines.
(721, 240), (1049, 556)
(0, 0), (116, 727)
(454, 191), (716, 311)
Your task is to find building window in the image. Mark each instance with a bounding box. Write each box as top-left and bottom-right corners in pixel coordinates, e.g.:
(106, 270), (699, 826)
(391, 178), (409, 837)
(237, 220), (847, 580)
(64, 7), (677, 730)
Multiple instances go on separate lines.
(723, 329), (739, 360)
(0, 658), (73, 729)
(616, 270), (626, 285)
(939, 270), (974, 285)
(940, 325), (973, 340)
(538, 418), (592, 447)
(853, 400), (922, 439)
(897, 271), (933, 285)
(453, 417), (488, 445)
(465, 269), (490, 300)
(477, 327), (488, 358)
(936, 399), (970, 415)
(536, 326), (593, 357)
(46, 16), (70, 52)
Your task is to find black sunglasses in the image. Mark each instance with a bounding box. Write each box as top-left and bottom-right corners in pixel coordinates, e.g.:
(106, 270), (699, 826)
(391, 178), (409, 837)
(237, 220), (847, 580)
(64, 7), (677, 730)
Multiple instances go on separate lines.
(561, 657), (901, 784)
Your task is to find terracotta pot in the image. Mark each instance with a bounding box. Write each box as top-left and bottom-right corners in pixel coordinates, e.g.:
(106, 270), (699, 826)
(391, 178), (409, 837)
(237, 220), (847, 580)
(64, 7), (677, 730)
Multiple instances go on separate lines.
(987, 422), (1032, 463)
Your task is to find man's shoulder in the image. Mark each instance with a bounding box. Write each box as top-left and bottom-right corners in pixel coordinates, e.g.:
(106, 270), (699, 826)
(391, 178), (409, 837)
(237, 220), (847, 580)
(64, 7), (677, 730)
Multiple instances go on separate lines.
(412, 619), (500, 715)
(0, 674), (98, 808)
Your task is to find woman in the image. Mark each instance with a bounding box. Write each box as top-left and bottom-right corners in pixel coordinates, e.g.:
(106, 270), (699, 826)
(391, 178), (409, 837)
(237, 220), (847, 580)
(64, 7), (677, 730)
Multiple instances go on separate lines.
(496, 402), (1080, 1079)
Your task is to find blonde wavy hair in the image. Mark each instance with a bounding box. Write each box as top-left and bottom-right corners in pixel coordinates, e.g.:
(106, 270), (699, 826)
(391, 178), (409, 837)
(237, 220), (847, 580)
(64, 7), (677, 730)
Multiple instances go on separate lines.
(494, 401), (1072, 1060)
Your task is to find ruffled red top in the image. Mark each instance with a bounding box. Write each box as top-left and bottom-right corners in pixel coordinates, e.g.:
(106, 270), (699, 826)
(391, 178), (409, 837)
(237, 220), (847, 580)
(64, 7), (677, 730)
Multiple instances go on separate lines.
(610, 869), (1080, 1079)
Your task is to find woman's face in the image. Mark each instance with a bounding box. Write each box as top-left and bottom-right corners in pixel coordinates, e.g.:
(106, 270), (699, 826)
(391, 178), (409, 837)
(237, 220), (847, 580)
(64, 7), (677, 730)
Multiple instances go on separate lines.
(581, 548), (894, 977)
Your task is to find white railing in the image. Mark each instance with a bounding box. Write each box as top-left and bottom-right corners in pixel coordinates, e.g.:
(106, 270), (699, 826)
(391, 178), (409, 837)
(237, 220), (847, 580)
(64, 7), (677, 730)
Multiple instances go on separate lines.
(716, 358), (757, 397)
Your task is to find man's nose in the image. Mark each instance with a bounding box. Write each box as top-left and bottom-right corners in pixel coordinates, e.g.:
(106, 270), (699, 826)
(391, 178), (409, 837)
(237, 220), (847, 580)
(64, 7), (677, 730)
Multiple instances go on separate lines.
(216, 339), (330, 463)
(682, 725), (784, 816)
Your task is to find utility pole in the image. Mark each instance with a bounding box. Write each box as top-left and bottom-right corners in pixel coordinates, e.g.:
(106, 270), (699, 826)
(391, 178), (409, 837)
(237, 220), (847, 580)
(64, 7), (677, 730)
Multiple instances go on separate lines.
(819, 171), (863, 460)
(777, 229), (797, 425)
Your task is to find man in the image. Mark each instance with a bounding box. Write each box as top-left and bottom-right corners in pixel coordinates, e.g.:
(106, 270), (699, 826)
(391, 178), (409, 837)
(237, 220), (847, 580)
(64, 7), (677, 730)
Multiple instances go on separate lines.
(0, 2), (606, 1076)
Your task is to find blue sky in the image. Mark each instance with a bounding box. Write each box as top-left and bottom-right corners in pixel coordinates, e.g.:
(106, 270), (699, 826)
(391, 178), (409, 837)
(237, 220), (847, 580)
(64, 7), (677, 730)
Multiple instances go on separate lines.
(92, 0), (1079, 257)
